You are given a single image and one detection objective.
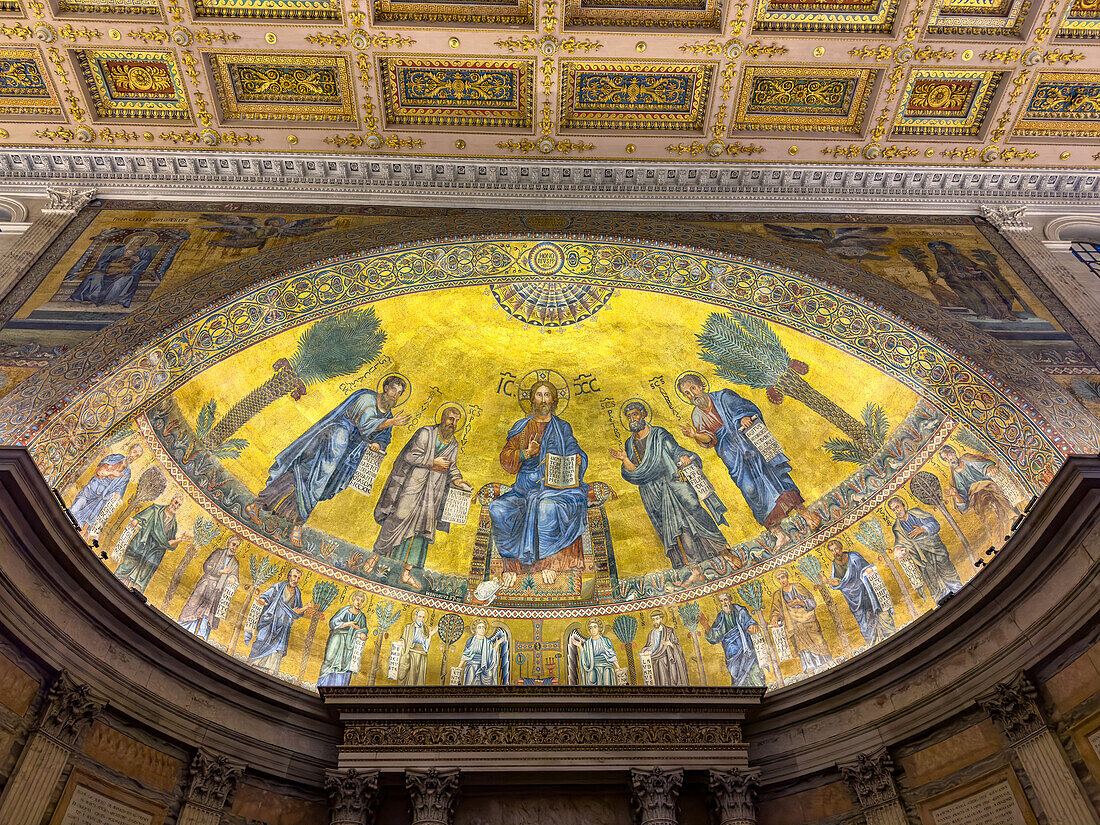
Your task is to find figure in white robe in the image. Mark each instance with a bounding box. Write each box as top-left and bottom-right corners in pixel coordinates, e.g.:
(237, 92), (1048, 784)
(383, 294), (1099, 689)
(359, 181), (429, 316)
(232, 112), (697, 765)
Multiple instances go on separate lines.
(460, 620), (510, 685)
(570, 620), (620, 686)
(178, 536), (241, 641)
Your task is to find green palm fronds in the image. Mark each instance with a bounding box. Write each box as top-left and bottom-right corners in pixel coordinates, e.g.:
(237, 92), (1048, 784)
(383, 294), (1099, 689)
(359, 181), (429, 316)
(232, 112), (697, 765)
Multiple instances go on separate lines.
(697, 311), (790, 389)
(248, 554), (279, 590)
(898, 246), (929, 275)
(1072, 378), (1100, 403)
(737, 580), (764, 612)
(796, 554), (823, 582)
(853, 518), (887, 554)
(612, 615), (638, 645)
(375, 600), (402, 634)
(822, 402), (890, 464)
(196, 400), (217, 441)
(194, 516), (221, 548)
(677, 602), (700, 629)
(311, 580), (340, 612)
(291, 307), (387, 386)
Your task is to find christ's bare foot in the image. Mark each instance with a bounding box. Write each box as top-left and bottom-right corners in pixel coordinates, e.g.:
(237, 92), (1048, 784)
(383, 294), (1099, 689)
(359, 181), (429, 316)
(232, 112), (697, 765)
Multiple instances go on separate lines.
(542, 568), (558, 585)
(772, 529), (791, 552)
(501, 571), (517, 589)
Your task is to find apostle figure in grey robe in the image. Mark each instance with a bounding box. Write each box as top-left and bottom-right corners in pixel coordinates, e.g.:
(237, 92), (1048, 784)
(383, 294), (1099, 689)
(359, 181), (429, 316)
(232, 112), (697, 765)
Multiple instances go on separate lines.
(367, 406), (472, 590)
(887, 496), (962, 601)
(460, 619), (510, 685)
(115, 494), (189, 593)
(612, 401), (728, 568)
(317, 591), (368, 687)
(178, 534), (241, 641)
(639, 610), (689, 686)
(570, 620), (620, 686)
(396, 608), (437, 686)
(248, 567), (309, 676)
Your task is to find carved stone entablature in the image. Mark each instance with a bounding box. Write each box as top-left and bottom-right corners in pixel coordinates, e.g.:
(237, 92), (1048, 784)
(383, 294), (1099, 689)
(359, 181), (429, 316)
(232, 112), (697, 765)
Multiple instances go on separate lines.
(37, 671), (103, 748)
(184, 750), (243, 814)
(980, 204), (1031, 233)
(979, 673), (1047, 745)
(839, 750), (899, 811)
(708, 769), (760, 825)
(41, 187), (96, 215)
(630, 768), (683, 825)
(326, 769), (380, 825)
(406, 768), (460, 825)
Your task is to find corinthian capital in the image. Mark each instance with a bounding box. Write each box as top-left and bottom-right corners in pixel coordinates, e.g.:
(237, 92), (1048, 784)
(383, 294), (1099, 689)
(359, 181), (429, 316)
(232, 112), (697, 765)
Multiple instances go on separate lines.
(184, 750), (243, 813)
(979, 204), (1031, 232)
(708, 769), (760, 825)
(326, 769), (380, 825)
(980, 673), (1046, 744)
(406, 768), (460, 825)
(42, 187), (97, 215)
(838, 749), (899, 811)
(37, 671), (103, 747)
(630, 767), (683, 825)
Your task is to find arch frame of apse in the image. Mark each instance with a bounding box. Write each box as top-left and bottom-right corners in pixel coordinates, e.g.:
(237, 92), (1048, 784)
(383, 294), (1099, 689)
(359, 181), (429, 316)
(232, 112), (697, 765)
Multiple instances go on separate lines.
(34, 234), (1057, 501)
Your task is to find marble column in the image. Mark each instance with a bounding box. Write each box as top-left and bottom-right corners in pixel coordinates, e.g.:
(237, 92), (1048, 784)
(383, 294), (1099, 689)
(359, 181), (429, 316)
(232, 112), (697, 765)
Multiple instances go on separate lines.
(709, 769), (760, 825)
(176, 750), (243, 825)
(631, 767), (684, 825)
(979, 204), (1100, 345)
(839, 750), (908, 825)
(0, 671), (103, 825)
(326, 768), (380, 825)
(980, 673), (1100, 825)
(406, 768), (460, 825)
(0, 188), (96, 301)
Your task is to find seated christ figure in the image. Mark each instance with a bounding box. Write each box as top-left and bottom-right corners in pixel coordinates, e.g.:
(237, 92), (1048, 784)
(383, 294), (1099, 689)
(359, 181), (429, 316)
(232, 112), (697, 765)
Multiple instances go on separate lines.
(489, 380), (589, 589)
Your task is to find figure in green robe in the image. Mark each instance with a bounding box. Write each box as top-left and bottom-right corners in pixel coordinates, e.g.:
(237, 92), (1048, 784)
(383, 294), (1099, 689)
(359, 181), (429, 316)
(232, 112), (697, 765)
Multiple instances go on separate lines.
(317, 592), (368, 687)
(115, 496), (189, 593)
(569, 620), (620, 686)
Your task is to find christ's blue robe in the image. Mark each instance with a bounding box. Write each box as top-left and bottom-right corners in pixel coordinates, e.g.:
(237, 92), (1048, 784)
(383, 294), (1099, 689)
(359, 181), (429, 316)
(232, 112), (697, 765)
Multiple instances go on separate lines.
(692, 390), (800, 528)
(705, 605), (765, 686)
(489, 414), (589, 565)
(260, 389), (393, 522)
(70, 455), (131, 529)
(248, 580), (303, 662)
(831, 550), (894, 645)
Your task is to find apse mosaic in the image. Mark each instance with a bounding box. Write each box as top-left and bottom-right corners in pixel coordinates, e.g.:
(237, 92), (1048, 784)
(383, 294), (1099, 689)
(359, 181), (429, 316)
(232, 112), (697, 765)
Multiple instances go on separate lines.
(19, 221), (1094, 693)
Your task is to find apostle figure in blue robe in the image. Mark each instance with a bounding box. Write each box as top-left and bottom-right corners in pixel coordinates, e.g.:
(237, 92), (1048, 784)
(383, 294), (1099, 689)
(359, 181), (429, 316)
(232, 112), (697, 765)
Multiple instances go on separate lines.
(489, 379), (589, 589)
(246, 376), (410, 546)
(677, 373), (819, 551)
(70, 443), (143, 539)
(248, 567), (309, 676)
(316, 591), (368, 687)
(887, 496), (962, 601)
(827, 539), (895, 645)
(69, 232), (158, 308)
(703, 591), (766, 686)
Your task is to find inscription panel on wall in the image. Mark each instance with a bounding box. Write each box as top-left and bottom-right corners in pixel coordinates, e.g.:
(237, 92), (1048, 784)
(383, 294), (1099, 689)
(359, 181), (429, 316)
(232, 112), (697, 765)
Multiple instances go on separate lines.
(918, 769), (1037, 825)
(58, 786), (153, 825)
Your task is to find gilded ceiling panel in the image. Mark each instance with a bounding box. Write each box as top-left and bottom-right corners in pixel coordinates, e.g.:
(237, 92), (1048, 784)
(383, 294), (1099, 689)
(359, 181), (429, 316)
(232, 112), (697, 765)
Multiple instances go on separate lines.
(1012, 71), (1100, 137)
(192, 0), (341, 19)
(731, 65), (877, 133)
(559, 61), (714, 130)
(925, 0), (1030, 36)
(57, 0), (159, 13)
(76, 49), (191, 121)
(0, 47), (63, 118)
(372, 0), (533, 26)
(751, 0), (899, 33)
(891, 69), (1002, 137)
(1057, 0), (1100, 37)
(378, 57), (535, 129)
(209, 52), (357, 123)
(564, 0), (723, 30)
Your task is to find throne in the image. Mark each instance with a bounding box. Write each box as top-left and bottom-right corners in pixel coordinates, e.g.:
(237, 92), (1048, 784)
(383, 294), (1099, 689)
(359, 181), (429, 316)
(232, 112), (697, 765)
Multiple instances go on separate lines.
(468, 481), (618, 607)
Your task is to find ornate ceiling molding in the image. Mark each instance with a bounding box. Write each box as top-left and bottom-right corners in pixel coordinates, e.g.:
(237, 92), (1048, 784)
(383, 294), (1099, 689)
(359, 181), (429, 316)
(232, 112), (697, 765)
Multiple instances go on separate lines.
(1, 150), (1100, 207)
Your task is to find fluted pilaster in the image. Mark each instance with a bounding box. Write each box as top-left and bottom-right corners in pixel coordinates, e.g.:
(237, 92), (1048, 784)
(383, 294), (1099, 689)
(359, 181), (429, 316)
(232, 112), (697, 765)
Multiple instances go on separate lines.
(327, 768), (380, 825)
(176, 750), (242, 825)
(839, 750), (908, 825)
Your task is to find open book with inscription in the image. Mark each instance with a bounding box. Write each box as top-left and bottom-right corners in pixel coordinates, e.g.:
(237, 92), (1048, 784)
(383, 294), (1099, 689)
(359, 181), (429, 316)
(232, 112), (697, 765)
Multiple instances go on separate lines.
(744, 419), (782, 461)
(544, 453), (581, 489)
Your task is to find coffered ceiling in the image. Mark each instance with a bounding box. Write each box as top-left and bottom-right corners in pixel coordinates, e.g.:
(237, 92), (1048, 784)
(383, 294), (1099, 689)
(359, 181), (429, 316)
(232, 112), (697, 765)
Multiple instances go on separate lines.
(0, 0), (1097, 167)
